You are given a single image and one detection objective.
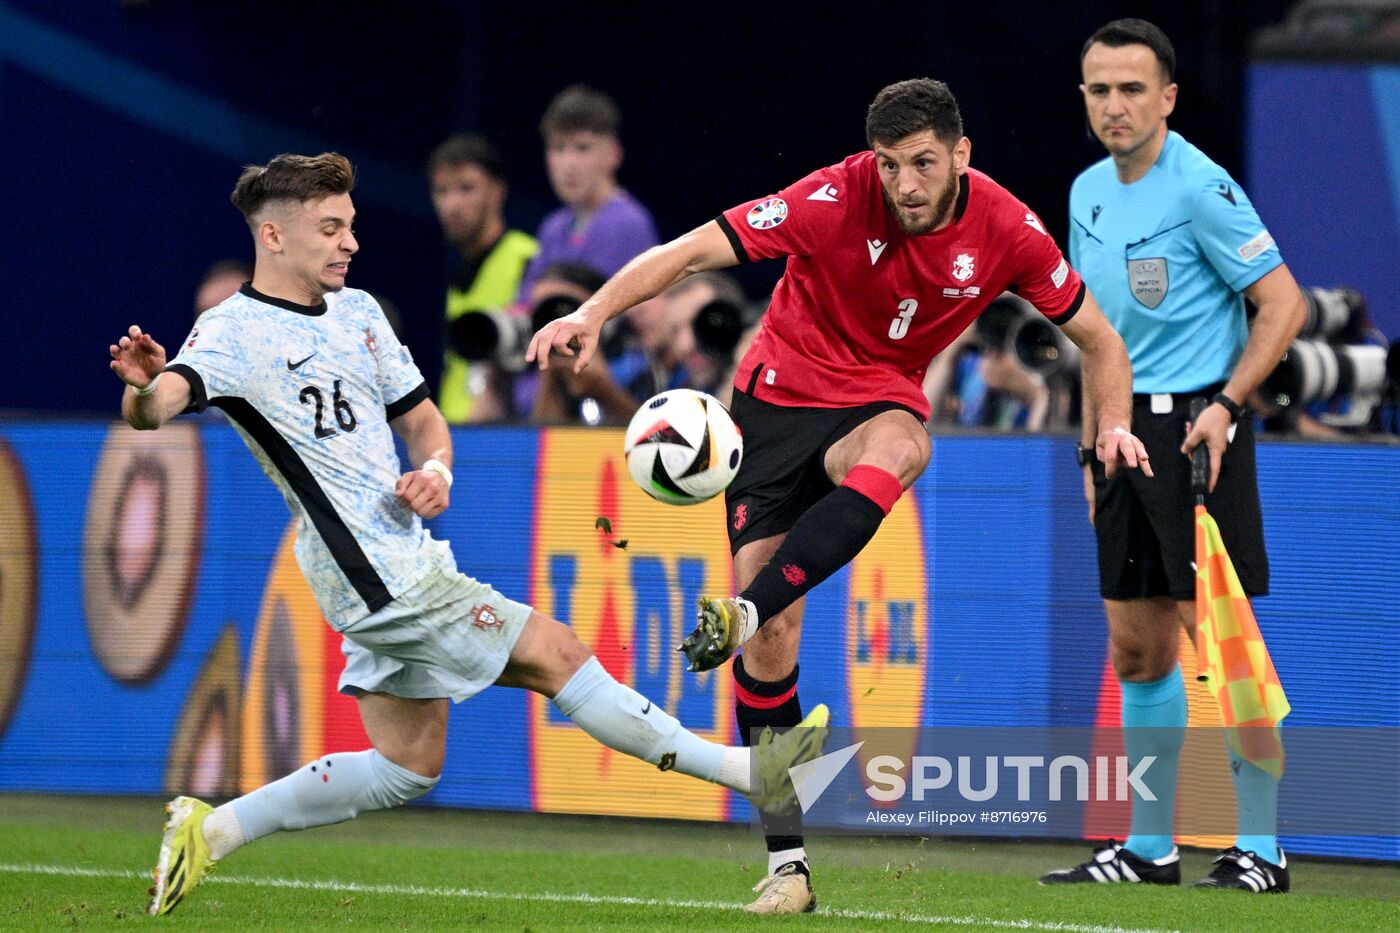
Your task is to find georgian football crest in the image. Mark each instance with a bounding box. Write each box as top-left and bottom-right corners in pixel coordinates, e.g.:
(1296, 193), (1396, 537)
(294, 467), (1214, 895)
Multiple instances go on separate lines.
(952, 250), (977, 283)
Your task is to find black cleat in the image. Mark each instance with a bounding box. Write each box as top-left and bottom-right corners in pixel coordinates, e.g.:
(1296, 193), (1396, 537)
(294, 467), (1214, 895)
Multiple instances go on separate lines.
(1193, 847), (1290, 893)
(1039, 840), (1180, 886)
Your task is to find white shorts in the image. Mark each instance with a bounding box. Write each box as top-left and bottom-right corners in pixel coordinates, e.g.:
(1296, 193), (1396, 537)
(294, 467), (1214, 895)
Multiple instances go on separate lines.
(338, 565), (532, 703)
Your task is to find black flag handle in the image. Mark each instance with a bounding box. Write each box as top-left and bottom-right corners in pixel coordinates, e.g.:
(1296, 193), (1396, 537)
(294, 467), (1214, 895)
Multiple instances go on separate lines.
(1189, 396), (1209, 502)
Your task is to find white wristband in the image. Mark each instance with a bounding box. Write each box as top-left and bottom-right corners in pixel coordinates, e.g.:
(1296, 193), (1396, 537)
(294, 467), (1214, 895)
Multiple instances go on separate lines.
(132, 373), (162, 397)
(421, 458), (453, 489)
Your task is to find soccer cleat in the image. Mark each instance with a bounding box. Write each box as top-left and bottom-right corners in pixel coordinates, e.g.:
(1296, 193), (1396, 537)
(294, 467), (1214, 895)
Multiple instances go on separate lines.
(1193, 847), (1290, 893)
(749, 703), (830, 816)
(148, 795), (218, 916)
(677, 596), (753, 672)
(745, 861), (816, 914)
(1038, 840), (1181, 886)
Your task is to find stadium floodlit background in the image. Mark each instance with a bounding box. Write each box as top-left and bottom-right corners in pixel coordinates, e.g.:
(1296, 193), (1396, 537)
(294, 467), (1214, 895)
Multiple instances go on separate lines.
(1, 1), (1398, 928)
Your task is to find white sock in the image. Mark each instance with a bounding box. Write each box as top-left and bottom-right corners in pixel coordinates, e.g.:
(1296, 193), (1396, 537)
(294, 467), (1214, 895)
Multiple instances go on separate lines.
(553, 657), (729, 785)
(203, 804), (246, 861)
(768, 846), (808, 875)
(735, 597), (760, 645)
(717, 746), (751, 795)
(227, 750), (437, 848)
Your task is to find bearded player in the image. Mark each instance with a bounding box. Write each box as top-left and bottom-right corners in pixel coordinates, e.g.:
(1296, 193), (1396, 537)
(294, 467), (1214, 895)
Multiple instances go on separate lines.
(529, 78), (1151, 913)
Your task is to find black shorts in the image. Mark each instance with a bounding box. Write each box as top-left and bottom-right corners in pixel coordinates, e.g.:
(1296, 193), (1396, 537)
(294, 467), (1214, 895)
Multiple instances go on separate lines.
(1093, 389), (1268, 601)
(724, 390), (923, 553)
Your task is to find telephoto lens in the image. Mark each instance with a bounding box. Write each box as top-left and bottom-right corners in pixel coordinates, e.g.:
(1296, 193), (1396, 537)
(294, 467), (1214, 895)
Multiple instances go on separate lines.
(1262, 338), (1388, 408)
(691, 299), (744, 359)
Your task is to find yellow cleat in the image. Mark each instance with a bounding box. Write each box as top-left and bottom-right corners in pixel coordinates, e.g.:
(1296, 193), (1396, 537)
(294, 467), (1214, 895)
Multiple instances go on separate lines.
(148, 796), (217, 916)
(750, 703), (831, 816)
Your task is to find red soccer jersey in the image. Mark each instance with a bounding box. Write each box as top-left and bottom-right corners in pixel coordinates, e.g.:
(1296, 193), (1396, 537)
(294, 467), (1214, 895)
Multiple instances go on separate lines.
(717, 152), (1084, 418)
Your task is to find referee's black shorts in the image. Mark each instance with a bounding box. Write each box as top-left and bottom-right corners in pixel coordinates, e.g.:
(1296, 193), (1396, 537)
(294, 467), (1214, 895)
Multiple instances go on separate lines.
(1092, 388), (1269, 601)
(724, 389), (922, 554)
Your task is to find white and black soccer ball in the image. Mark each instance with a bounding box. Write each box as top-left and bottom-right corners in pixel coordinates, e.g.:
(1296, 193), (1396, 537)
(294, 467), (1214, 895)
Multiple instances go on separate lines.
(624, 389), (742, 505)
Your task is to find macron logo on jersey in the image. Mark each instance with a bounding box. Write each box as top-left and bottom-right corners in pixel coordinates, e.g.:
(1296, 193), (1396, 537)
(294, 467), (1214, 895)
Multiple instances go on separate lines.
(807, 184), (839, 202)
(867, 239), (888, 264)
(1023, 211), (1047, 235)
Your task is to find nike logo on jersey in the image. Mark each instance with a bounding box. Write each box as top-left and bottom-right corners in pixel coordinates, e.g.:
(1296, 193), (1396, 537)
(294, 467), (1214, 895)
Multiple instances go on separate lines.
(807, 183), (839, 202)
(641, 701), (652, 715)
(1216, 183), (1237, 205)
(867, 239), (887, 264)
(1023, 212), (1047, 235)
(1091, 205), (1103, 224)
(287, 352), (317, 371)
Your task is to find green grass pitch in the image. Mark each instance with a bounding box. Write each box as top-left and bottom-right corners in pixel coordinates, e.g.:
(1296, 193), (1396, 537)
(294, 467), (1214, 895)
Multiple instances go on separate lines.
(1, 794), (1395, 930)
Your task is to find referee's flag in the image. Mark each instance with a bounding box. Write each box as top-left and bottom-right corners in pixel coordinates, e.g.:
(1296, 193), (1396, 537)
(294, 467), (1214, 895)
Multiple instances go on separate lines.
(1194, 505), (1290, 778)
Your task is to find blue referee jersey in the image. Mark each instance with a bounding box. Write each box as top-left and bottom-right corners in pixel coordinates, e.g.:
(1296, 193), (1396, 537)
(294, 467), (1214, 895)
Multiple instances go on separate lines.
(1069, 131), (1284, 393)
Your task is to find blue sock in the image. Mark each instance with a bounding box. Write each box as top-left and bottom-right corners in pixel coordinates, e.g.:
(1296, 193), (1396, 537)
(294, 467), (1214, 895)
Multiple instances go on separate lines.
(230, 749), (438, 843)
(1229, 748), (1281, 864)
(1121, 665), (1186, 861)
(553, 657), (727, 785)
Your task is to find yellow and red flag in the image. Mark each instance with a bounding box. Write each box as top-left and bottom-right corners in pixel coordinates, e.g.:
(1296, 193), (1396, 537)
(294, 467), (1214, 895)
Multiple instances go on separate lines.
(1194, 505), (1290, 778)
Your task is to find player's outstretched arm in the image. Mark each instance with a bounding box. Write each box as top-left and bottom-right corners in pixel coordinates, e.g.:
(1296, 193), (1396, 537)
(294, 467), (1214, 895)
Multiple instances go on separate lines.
(110, 325), (191, 430)
(1061, 292), (1152, 479)
(526, 220), (739, 374)
(389, 397), (452, 519)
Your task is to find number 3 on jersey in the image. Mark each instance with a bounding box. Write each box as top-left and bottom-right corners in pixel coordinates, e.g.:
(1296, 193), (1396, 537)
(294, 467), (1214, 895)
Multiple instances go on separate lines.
(888, 298), (918, 340)
(299, 379), (358, 439)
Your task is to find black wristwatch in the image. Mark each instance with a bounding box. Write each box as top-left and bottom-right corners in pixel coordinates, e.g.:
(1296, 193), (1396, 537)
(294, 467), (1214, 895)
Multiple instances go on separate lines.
(1212, 391), (1243, 423)
(1076, 443), (1093, 467)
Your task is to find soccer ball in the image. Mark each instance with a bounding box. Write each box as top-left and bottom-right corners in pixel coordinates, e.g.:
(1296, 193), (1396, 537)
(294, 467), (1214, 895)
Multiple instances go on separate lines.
(624, 389), (742, 505)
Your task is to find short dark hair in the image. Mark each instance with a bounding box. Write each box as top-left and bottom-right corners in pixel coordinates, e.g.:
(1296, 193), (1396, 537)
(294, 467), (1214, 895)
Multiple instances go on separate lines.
(1082, 19), (1176, 83)
(536, 261), (607, 296)
(426, 133), (505, 182)
(230, 152), (355, 224)
(865, 79), (964, 149)
(539, 84), (621, 139)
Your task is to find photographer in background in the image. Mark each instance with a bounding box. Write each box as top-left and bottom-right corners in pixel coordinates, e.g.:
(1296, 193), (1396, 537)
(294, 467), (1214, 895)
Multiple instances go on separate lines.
(428, 133), (538, 424)
(626, 271), (750, 400)
(923, 293), (1079, 431)
(1254, 286), (1391, 438)
(527, 262), (639, 425)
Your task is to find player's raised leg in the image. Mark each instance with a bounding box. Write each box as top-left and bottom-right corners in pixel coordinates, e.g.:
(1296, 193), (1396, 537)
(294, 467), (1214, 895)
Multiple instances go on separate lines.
(683, 409), (928, 672)
(497, 609), (828, 812)
(150, 693), (444, 915)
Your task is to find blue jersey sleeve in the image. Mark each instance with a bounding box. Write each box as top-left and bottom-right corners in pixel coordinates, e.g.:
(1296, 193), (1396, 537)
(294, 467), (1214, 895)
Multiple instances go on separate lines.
(1191, 177), (1283, 293)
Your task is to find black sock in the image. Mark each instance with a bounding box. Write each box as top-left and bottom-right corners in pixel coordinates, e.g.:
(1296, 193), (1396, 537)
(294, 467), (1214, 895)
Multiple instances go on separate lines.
(733, 655), (804, 854)
(740, 486), (885, 625)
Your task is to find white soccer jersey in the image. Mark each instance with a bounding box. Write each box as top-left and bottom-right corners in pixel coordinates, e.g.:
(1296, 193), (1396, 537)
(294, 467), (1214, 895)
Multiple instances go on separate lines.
(167, 284), (449, 628)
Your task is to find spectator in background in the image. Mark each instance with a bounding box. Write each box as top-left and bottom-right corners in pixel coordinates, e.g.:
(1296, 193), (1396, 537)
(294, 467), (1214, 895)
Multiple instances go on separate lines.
(516, 85), (658, 299)
(195, 259), (252, 318)
(428, 133), (539, 424)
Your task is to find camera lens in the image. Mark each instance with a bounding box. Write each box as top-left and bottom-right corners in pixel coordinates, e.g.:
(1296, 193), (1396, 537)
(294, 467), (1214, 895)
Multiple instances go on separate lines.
(692, 299), (743, 358)
(529, 294), (583, 333)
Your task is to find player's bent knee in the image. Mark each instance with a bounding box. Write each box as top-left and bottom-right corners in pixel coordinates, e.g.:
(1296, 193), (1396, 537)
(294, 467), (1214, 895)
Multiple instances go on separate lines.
(501, 613), (593, 697)
(369, 750), (440, 809)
